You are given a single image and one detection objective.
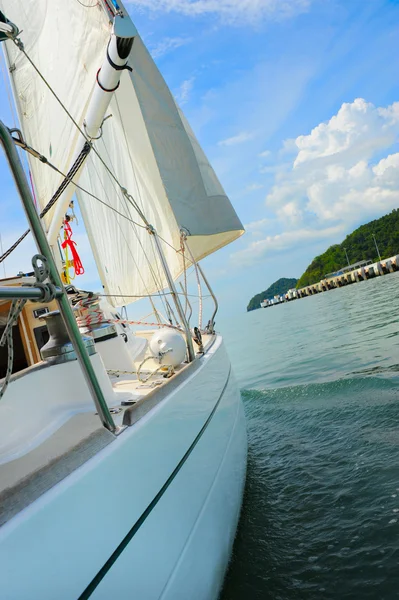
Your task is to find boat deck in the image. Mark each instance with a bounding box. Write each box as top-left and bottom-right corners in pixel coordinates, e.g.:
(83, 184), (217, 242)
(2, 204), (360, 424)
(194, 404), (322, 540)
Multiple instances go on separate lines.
(0, 333), (214, 527)
(108, 331), (212, 425)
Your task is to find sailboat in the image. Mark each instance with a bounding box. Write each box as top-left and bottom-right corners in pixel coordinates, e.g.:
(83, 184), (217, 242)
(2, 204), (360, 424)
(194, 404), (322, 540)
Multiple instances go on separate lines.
(0, 2), (247, 599)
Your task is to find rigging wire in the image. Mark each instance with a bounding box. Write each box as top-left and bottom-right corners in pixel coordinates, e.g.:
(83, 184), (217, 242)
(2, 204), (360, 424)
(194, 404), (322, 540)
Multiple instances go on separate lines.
(95, 133), (172, 322)
(0, 51), (24, 273)
(110, 95), (179, 264)
(86, 154), (170, 323)
(108, 95), (175, 308)
(113, 96), (147, 220)
(180, 237), (189, 317)
(1, 41), (184, 263)
(0, 140), (146, 264)
(0, 299), (27, 401)
(8, 32), (185, 254)
(0, 52), (17, 130)
(3, 27), (205, 323)
(1, 137), (199, 311)
(10, 36), (149, 228)
(149, 233), (175, 324)
(185, 239), (203, 330)
(87, 156), (151, 281)
(98, 293), (211, 299)
(110, 96), (174, 319)
(0, 231), (6, 278)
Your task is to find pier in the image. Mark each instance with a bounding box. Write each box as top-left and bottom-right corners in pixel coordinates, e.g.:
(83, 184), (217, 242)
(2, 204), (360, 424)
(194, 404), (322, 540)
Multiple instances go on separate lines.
(260, 254), (399, 308)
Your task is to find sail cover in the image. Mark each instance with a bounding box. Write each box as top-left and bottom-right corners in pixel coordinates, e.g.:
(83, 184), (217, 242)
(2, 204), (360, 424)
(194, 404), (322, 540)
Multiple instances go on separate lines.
(0, 0), (244, 302)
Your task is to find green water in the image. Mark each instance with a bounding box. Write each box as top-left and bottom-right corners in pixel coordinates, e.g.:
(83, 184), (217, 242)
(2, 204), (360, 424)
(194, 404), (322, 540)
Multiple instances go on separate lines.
(220, 272), (399, 600)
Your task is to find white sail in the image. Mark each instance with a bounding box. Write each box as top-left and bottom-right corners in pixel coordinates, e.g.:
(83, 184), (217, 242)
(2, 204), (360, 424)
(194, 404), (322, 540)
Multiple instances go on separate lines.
(0, 0), (110, 228)
(1, 0), (244, 302)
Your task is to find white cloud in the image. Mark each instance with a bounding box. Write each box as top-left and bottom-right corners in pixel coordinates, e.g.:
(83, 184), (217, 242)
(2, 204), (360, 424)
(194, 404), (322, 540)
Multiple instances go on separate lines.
(244, 217), (273, 238)
(233, 98), (399, 267)
(218, 131), (255, 147)
(175, 77), (195, 105)
(373, 152), (399, 185)
(266, 98), (399, 227)
(232, 225), (344, 266)
(150, 36), (192, 59)
(246, 183), (264, 192)
(279, 138), (298, 155)
(259, 150), (271, 158)
(294, 98), (399, 168)
(128, 0), (312, 25)
(259, 163), (290, 175)
(245, 218), (270, 231)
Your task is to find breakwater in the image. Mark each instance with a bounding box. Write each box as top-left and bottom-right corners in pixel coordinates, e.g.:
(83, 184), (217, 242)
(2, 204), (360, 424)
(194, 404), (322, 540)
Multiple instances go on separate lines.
(260, 254), (399, 307)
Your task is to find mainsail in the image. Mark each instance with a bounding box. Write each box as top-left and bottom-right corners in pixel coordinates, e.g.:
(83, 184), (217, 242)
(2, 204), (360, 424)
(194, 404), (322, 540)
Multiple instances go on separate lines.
(0, 0), (109, 228)
(0, 0), (244, 302)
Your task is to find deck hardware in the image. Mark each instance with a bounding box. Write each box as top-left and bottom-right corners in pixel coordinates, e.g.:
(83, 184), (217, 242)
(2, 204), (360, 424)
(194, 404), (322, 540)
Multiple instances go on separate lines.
(0, 120), (120, 435)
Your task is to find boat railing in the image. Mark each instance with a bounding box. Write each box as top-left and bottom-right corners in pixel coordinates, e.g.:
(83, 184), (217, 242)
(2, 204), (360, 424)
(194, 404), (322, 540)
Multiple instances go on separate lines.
(197, 263), (218, 334)
(180, 232), (218, 335)
(0, 120), (121, 435)
(0, 113), (219, 430)
(0, 285), (63, 301)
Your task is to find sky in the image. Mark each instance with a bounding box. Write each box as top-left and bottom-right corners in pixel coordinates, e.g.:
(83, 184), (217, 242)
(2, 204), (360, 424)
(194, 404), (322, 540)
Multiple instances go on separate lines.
(0, 0), (399, 319)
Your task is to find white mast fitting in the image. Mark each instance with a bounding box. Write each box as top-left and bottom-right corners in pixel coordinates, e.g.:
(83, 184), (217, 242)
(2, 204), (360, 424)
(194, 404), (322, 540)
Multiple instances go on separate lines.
(47, 14), (136, 248)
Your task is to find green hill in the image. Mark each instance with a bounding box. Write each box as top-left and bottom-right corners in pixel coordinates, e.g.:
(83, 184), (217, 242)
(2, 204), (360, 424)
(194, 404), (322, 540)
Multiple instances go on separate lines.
(297, 209), (399, 288)
(247, 277), (298, 312)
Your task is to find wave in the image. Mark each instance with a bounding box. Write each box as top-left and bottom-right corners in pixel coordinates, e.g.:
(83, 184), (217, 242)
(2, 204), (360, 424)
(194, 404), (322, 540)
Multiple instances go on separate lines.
(241, 372), (399, 403)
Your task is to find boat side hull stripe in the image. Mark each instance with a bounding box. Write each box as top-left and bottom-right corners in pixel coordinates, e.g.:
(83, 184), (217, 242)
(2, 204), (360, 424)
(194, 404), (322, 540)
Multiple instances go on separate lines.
(78, 366), (232, 600)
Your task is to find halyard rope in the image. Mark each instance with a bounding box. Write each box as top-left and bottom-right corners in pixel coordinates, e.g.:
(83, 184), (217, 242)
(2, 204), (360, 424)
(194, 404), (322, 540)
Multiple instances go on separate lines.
(0, 299), (26, 400)
(0, 139), (91, 263)
(0, 254), (56, 399)
(73, 294), (184, 331)
(106, 360), (174, 384)
(0, 135), (148, 264)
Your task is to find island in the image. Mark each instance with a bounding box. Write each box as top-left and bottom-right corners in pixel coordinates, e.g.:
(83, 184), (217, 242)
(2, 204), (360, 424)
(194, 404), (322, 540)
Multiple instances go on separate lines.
(247, 277), (298, 312)
(247, 208), (399, 311)
(297, 209), (399, 288)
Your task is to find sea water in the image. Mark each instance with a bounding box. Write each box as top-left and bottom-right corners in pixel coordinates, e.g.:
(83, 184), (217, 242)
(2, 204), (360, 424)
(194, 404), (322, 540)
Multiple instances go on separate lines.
(220, 272), (399, 600)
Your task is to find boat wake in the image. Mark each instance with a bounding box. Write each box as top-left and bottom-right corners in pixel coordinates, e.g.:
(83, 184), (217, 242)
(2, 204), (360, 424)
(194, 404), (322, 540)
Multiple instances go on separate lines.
(222, 375), (399, 600)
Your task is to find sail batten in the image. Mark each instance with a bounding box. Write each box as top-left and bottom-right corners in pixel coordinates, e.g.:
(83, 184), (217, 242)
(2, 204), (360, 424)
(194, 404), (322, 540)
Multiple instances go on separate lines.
(0, 0), (244, 303)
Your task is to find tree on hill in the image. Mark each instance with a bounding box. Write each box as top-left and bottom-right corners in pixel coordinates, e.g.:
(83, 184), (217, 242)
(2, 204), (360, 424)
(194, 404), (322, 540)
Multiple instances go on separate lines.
(296, 209), (399, 288)
(247, 277), (298, 312)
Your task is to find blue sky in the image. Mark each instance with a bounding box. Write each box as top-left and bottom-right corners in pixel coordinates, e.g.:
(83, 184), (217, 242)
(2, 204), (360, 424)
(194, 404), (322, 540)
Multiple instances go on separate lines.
(1, 0), (399, 319)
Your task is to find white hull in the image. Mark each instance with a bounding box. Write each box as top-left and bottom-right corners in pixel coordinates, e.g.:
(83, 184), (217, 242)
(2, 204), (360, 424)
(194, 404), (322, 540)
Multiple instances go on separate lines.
(0, 335), (247, 600)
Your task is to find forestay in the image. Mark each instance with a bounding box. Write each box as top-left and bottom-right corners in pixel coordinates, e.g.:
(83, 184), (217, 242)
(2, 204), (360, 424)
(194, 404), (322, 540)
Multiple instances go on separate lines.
(1, 0), (244, 303)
